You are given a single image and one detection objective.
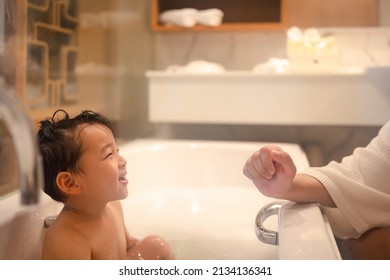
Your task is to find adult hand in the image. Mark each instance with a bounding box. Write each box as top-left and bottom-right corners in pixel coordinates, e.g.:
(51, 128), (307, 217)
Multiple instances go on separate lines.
(243, 145), (297, 199)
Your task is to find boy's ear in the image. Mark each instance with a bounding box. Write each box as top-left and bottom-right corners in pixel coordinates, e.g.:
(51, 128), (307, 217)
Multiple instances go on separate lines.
(56, 172), (81, 195)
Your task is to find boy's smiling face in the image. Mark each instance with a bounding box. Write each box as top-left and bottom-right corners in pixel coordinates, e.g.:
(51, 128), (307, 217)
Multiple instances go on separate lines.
(73, 124), (128, 203)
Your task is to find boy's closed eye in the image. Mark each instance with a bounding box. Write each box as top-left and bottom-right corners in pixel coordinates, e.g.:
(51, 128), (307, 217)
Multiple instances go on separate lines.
(104, 149), (120, 159)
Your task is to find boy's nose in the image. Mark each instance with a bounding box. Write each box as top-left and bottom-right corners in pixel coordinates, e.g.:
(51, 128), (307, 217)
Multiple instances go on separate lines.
(119, 155), (127, 168)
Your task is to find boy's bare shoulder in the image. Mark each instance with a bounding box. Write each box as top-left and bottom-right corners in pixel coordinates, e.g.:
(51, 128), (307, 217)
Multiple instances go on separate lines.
(42, 216), (91, 259)
(42, 202), (125, 259)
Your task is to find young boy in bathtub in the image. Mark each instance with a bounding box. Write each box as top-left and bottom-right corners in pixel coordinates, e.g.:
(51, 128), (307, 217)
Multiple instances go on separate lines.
(38, 109), (172, 260)
(243, 120), (390, 259)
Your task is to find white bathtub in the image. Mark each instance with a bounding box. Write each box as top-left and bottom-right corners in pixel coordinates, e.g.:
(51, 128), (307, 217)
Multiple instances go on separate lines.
(0, 192), (62, 259)
(0, 139), (340, 259)
(120, 139), (340, 260)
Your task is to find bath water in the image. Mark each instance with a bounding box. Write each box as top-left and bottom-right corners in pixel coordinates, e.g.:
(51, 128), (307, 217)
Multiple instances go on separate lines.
(123, 185), (279, 260)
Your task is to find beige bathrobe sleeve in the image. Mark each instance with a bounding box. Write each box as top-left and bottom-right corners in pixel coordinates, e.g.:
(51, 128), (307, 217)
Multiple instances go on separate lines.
(302, 120), (390, 239)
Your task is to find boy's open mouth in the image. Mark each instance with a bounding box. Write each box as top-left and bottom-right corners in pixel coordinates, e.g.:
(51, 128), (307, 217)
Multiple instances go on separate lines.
(119, 172), (128, 184)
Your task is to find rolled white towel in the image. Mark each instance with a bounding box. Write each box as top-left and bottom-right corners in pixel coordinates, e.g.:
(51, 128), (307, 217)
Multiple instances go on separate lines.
(287, 26), (303, 42)
(197, 9), (224, 26)
(303, 28), (321, 44)
(159, 8), (198, 28)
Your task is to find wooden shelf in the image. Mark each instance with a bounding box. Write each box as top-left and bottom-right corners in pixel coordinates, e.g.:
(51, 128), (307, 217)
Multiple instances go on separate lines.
(151, 0), (379, 32)
(151, 0), (286, 32)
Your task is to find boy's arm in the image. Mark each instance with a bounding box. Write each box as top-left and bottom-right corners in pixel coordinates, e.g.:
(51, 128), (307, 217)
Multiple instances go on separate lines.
(125, 227), (139, 252)
(127, 235), (173, 260)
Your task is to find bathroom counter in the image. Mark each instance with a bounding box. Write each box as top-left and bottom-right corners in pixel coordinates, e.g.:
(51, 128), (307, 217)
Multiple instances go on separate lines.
(146, 68), (390, 126)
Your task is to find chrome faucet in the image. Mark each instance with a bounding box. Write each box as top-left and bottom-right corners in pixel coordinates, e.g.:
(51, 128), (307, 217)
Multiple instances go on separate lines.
(0, 82), (42, 205)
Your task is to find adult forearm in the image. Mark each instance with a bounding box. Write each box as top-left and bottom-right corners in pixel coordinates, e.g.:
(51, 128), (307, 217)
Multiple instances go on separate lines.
(285, 174), (336, 207)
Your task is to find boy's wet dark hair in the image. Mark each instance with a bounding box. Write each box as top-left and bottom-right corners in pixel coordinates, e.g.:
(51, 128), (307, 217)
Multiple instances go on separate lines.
(37, 109), (114, 202)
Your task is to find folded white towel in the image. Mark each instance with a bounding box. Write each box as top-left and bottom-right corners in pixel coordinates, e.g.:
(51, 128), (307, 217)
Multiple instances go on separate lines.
(252, 58), (291, 74)
(197, 9), (224, 26)
(166, 60), (226, 74)
(159, 8), (198, 28)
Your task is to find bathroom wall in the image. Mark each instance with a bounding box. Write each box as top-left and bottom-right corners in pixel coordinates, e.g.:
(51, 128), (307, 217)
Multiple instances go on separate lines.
(6, 0), (387, 165)
(144, 2), (390, 165)
(114, 0), (156, 139)
(76, 0), (156, 139)
(380, 0), (390, 26)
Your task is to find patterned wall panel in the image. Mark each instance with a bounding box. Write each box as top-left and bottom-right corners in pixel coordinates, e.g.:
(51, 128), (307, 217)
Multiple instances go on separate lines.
(26, 0), (78, 109)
